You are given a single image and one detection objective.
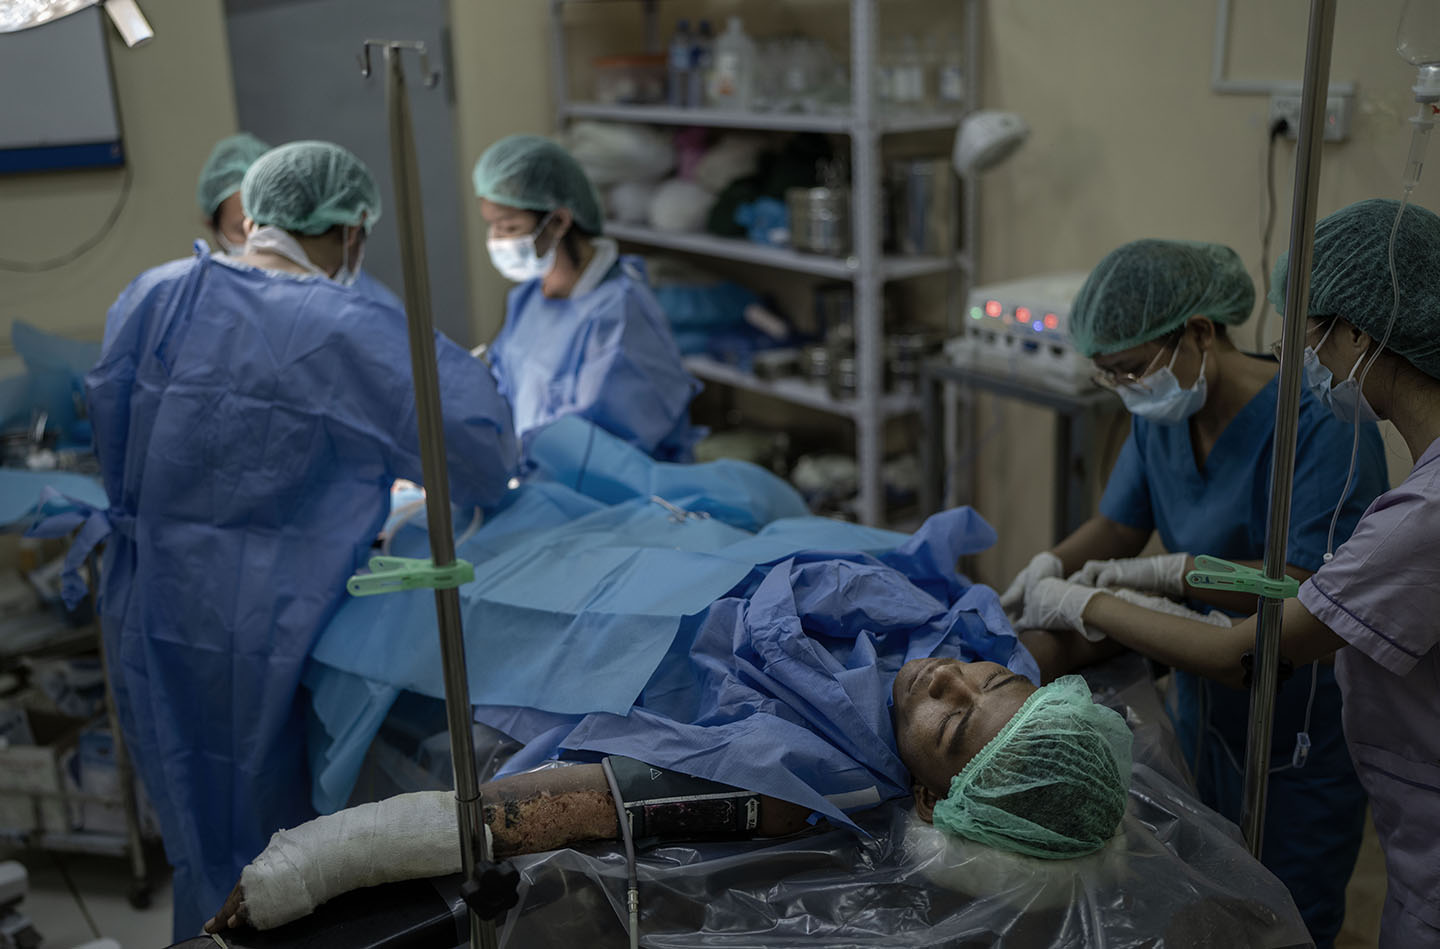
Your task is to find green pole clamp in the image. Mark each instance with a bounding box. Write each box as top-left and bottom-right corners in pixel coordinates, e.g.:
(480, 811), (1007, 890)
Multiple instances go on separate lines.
(1185, 555), (1299, 600)
(348, 555), (475, 597)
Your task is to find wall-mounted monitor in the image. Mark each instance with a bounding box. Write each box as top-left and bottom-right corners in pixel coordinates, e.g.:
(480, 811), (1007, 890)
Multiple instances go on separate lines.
(0, 7), (124, 173)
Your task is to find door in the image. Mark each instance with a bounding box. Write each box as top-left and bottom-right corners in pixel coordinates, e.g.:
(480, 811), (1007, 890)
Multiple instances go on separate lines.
(225, 0), (471, 345)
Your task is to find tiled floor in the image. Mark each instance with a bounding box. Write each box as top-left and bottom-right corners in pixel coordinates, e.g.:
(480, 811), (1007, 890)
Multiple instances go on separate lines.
(3, 849), (172, 949)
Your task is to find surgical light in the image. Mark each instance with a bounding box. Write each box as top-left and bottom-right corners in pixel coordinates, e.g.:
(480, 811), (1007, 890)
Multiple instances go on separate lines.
(0, 0), (151, 46)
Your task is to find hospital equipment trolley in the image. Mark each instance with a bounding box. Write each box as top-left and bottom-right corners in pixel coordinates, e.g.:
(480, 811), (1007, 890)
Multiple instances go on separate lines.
(0, 552), (154, 912)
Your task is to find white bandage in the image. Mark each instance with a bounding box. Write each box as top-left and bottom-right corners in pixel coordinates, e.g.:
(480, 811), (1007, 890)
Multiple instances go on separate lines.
(240, 791), (480, 930)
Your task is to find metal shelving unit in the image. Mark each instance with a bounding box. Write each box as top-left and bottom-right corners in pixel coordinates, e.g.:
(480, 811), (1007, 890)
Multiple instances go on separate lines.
(685, 355), (921, 420)
(550, 0), (982, 526)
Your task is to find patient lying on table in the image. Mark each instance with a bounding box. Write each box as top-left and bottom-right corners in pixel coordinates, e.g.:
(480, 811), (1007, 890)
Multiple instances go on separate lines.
(206, 660), (1131, 934)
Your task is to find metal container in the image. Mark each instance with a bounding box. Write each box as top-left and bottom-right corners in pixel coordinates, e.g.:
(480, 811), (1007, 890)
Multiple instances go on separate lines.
(787, 187), (851, 256)
(829, 355), (859, 400)
(887, 331), (943, 391)
(803, 344), (831, 383)
(888, 158), (956, 256)
(752, 348), (800, 381)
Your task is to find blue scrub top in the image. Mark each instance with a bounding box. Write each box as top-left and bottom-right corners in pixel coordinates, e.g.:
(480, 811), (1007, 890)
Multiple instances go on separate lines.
(1098, 367), (1387, 947)
(1100, 370), (1388, 574)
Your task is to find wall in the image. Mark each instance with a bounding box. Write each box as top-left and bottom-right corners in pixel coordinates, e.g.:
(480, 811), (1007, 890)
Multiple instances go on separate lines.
(969, 0), (1439, 584)
(447, 0), (552, 343)
(0, 0), (237, 352)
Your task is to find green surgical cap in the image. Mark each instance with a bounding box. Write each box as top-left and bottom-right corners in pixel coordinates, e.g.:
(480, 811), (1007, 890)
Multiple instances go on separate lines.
(196, 132), (270, 217)
(931, 675), (1133, 859)
(241, 141), (382, 236)
(472, 134), (604, 235)
(1270, 198), (1440, 381)
(1069, 240), (1256, 357)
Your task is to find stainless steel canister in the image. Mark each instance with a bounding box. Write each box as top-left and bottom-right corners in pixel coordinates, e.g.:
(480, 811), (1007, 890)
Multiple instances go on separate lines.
(888, 158), (955, 256)
(787, 187), (851, 256)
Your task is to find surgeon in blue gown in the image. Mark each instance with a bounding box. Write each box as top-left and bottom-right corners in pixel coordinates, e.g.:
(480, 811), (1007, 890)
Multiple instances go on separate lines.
(1001, 239), (1389, 948)
(89, 141), (517, 939)
(194, 132), (402, 310)
(474, 135), (702, 461)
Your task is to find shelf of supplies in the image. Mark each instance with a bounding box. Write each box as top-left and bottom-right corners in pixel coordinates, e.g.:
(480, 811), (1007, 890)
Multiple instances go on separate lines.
(608, 222), (965, 281)
(685, 356), (919, 420)
(562, 102), (965, 135)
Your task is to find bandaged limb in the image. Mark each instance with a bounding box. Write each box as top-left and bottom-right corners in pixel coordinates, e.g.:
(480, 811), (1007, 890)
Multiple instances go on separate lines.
(210, 762), (812, 933)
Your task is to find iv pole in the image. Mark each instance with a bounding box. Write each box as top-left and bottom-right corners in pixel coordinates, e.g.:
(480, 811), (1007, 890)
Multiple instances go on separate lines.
(1241, 0), (1336, 856)
(356, 41), (513, 949)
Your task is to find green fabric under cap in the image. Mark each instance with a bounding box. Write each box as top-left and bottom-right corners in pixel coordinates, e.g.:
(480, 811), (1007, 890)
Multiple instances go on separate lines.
(241, 141), (382, 236)
(1270, 198), (1440, 381)
(1069, 239), (1255, 357)
(931, 675), (1133, 859)
(472, 134), (605, 235)
(196, 132), (270, 216)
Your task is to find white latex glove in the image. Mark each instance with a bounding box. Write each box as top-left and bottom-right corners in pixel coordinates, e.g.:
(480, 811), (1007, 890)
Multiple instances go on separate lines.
(1016, 577), (1107, 642)
(1068, 553), (1190, 600)
(999, 551), (1063, 613)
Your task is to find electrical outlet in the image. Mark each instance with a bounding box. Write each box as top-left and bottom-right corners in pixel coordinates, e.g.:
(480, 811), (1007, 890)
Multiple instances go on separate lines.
(1268, 93), (1353, 142)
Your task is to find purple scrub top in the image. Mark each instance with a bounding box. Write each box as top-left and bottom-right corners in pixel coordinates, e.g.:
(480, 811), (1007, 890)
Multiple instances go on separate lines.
(1299, 437), (1440, 945)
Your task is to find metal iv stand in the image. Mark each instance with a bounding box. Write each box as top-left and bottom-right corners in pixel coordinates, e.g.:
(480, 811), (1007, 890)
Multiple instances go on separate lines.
(1238, 0), (1336, 857)
(351, 41), (519, 949)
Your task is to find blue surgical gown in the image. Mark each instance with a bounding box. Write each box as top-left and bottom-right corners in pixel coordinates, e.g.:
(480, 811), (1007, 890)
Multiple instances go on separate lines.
(352, 269), (403, 311)
(87, 246), (517, 939)
(489, 257), (702, 462)
(1100, 371), (1388, 948)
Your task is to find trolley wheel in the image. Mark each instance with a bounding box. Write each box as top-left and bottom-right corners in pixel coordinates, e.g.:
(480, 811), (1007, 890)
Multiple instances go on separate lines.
(128, 883), (153, 910)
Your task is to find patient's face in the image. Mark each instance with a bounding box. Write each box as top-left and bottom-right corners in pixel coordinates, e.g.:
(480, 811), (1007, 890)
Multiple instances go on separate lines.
(891, 658), (1037, 804)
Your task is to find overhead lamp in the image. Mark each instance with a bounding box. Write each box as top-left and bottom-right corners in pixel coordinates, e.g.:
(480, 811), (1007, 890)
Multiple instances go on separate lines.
(0, 0), (152, 46)
(953, 110), (1030, 176)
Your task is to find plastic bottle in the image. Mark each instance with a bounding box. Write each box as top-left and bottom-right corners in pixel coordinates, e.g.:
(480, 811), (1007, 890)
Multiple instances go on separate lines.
(894, 34), (924, 107)
(688, 19), (714, 108)
(937, 33), (965, 106)
(668, 19), (692, 108)
(708, 17), (755, 111)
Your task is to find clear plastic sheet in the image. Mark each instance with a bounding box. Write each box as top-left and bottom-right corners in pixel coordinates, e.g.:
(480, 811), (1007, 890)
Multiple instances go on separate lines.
(349, 655), (1310, 948)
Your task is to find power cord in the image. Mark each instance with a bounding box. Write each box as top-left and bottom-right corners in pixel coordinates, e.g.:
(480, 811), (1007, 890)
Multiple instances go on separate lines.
(0, 162), (134, 273)
(1254, 117), (1289, 351)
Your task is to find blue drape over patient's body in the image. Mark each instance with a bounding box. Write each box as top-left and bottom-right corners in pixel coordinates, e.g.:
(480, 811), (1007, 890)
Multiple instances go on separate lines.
(307, 417), (1039, 829)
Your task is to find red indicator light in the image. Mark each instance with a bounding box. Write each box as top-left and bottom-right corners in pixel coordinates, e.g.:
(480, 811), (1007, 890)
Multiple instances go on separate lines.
(1015, 307), (1032, 324)
(985, 300), (1003, 318)
(1043, 313), (1060, 329)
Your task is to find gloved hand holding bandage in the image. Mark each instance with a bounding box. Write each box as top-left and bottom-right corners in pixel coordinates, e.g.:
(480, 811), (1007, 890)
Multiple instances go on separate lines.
(1000, 551), (1064, 613)
(1018, 578), (1232, 643)
(1016, 577), (1108, 642)
(1068, 553), (1190, 600)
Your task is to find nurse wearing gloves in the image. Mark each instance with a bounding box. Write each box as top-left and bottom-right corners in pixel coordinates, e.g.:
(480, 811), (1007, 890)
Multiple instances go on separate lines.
(1020, 199), (1440, 948)
(1002, 239), (1388, 948)
(474, 135), (701, 461)
(90, 141), (517, 939)
(194, 131), (403, 310)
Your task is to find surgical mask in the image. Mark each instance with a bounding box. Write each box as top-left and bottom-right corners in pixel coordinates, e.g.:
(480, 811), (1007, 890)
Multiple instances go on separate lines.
(334, 227), (365, 288)
(1116, 345), (1208, 425)
(1301, 323), (1379, 425)
(487, 212), (556, 283)
(245, 226), (327, 276)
